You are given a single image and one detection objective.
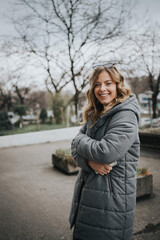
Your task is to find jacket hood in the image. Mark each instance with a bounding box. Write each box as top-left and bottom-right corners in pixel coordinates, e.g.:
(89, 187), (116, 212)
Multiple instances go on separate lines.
(100, 93), (140, 122)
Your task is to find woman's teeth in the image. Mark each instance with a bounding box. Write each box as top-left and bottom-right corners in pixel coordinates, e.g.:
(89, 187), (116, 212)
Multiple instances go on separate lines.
(100, 93), (109, 96)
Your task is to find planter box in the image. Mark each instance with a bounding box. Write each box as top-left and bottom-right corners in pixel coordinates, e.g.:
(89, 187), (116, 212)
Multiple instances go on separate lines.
(136, 174), (153, 198)
(52, 154), (80, 174)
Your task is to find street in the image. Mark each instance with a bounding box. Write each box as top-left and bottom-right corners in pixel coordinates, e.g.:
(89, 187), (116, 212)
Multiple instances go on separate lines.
(0, 141), (160, 240)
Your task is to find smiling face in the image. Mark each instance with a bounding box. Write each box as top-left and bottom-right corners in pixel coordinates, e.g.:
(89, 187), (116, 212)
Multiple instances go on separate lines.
(94, 70), (117, 106)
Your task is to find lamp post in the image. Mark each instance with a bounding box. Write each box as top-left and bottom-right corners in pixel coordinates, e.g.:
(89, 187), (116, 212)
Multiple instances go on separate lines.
(145, 91), (153, 128)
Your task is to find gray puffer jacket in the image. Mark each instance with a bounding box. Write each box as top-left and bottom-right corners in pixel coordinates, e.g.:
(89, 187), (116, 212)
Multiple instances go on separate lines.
(69, 94), (140, 240)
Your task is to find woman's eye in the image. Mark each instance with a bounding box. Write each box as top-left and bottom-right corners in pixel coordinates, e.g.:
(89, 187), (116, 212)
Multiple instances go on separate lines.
(106, 82), (111, 86)
(95, 82), (112, 87)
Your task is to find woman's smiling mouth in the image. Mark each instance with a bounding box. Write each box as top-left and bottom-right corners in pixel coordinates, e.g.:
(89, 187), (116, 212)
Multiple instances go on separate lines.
(99, 93), (110, 97)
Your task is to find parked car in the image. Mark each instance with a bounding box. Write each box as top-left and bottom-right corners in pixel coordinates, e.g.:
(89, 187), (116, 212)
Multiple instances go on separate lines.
(22, 114), (36, 121)
(8, 112), (20, 124)
(152, 118), (160, 127)
(139, 117), (160, 128)
(139, 117), (151, 128)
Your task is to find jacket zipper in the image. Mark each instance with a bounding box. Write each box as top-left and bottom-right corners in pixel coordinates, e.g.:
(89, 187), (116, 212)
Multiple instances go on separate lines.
(108, 173), (113, 192)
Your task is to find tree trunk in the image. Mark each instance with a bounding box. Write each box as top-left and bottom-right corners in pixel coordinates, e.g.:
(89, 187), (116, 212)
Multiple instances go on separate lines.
(152, 93), (157, 119)
(14, 85), (24, 105)
(60, 107), (64, 125)
(152, 73), (160, 119)
(74, 92), (79, 120)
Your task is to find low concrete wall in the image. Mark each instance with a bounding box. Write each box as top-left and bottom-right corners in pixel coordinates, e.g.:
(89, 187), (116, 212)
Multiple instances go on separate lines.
(1, 128), (159, 149)
(139, 132), (160, 149)
(0, 126), (81, 149)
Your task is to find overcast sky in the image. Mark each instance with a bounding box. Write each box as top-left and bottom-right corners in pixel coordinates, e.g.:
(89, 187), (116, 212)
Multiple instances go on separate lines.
(134, 0), (160, 23)
(0, 0), (160, 36)
(0, 0), (160, 91)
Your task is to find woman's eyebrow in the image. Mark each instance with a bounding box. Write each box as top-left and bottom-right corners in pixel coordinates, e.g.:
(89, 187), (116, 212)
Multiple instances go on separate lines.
(96, 80), (112, 83)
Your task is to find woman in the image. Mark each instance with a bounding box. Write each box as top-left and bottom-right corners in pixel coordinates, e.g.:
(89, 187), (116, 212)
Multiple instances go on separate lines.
(69, 63), (140, 240)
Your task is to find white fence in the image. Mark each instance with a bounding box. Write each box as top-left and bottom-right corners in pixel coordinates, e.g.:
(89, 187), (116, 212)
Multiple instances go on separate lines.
(0, 126), (81, 149)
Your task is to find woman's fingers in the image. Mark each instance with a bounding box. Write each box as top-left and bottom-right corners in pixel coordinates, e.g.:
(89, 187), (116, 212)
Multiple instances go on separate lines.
(103, 166), (112, 174)
(104, 165), (112, 171)
(90, 162), (113, 175)
(99, 165), (112, 175)
(103, 169), (110, 174)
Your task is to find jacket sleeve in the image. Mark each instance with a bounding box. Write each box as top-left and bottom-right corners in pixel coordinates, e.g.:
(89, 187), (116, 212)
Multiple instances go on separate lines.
(73, 111), (138, 164)
(71, 123), (91, 172)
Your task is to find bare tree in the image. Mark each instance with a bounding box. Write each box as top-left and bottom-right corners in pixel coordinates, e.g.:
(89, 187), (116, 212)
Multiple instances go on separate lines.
(126, 75), (149, 98)
(0, 65), (14, 111)
(13, 85), (30, 105)
(0, 48), (37, 111)
(128, 24), (160, 118)
(8, 0), (136, 116)
(26, 90), (48, 111)
(0, 85), (13, 111)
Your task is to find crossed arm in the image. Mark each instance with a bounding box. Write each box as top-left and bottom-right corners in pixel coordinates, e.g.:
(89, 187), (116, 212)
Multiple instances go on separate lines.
(71, 111), (137, 175)
(71, 140), (112, 175)
(71, 124), (112, 175)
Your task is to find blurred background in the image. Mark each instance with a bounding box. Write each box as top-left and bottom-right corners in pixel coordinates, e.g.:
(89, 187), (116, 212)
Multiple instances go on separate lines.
(0, 1), (160, 240)
(0, 0), (160, 135)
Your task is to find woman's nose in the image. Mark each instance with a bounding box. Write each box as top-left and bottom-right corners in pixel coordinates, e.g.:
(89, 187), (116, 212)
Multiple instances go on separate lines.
(99, 83), (106, 91)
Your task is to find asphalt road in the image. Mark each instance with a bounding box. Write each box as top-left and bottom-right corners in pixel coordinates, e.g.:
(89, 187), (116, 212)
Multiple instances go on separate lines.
(0, 141), (160, 240)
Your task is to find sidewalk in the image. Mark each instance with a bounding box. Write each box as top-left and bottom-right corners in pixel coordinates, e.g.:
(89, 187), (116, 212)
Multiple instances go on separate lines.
(0, 141), (160, 240)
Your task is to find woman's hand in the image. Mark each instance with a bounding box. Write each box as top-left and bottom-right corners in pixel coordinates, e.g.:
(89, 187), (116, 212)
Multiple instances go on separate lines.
(88, 161), (112, 176)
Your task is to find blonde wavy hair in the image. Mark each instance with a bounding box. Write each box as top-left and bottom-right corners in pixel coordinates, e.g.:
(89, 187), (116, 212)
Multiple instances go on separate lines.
(83, 66), (131, 125)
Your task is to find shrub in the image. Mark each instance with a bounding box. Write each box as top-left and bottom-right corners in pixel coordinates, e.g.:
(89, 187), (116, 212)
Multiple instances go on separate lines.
(54, 148), (77, 167)
(55, 148), (72, 158)
(0, 112), (12, 131)
(13, 105), (27, 128)
(40, 108), (48, 123)
(137, 168), (151, 176)
(13, 105), (27, 117)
